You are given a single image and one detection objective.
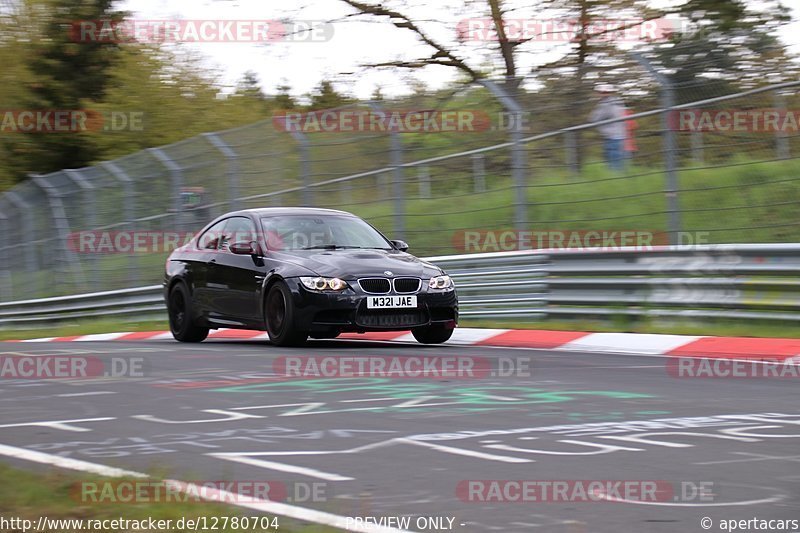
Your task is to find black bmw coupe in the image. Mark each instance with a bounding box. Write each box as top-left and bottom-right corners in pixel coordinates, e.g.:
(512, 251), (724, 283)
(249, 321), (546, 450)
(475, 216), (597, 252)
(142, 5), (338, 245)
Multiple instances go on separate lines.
(163, 208), (458, 346)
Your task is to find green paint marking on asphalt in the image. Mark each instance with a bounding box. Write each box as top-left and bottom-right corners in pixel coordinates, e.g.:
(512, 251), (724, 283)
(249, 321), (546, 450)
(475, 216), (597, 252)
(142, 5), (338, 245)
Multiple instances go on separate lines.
(213, 378), (654, 411)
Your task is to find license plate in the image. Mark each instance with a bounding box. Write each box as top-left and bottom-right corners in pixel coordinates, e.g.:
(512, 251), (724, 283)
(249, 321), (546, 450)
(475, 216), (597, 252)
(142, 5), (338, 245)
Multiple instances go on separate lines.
(367, 295), (417, 309)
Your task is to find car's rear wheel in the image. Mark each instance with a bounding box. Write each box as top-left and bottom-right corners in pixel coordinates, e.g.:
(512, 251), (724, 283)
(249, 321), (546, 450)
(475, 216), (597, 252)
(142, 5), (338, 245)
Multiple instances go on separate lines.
(265, 282), (308, 346)
(168, 283), (209, 342)
(412, 324), (454, 344)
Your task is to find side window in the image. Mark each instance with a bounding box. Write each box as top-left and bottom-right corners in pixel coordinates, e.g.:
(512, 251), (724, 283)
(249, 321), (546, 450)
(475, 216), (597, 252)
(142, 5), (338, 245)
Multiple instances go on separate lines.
(220, 217), (257, 252)
(197, 219), (228, 250)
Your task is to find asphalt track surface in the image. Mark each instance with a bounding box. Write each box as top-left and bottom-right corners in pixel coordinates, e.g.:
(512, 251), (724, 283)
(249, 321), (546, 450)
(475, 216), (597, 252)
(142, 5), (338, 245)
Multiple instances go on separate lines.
(1, 337), (799, 533)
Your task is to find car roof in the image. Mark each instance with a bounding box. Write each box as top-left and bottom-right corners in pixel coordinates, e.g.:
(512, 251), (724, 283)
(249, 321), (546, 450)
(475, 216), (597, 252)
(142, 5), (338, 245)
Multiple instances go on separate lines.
(227, 207), (356, 218)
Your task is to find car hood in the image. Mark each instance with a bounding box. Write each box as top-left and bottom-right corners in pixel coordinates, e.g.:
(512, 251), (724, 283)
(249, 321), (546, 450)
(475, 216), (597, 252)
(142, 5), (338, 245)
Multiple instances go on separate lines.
(272, 249), (442, 279)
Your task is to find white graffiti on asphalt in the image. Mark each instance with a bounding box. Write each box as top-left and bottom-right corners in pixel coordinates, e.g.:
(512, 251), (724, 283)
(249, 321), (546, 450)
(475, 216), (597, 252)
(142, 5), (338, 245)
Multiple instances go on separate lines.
(207, 413), (800, 478)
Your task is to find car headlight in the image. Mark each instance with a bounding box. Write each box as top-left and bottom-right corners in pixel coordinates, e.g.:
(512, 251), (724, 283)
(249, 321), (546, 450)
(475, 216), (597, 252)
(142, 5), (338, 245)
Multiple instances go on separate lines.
(300, 276), (348, 292)
(428, 275), (453, 290)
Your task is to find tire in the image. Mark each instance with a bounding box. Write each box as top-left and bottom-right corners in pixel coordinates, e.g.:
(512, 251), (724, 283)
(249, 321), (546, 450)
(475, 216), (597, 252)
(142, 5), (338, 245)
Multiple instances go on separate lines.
(412, 324), (454, 344)
(265, 282), (308, 346)
(168, 283), (209, 342)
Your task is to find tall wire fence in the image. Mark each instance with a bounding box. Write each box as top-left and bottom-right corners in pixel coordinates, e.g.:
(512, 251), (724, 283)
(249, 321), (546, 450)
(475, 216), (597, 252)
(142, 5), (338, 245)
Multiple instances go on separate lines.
(2, 63), (800, 301)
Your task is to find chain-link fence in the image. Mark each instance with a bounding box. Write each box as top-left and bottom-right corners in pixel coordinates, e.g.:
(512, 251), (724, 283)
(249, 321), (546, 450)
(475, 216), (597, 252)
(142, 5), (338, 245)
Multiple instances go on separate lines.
(2, 66), (800, 300)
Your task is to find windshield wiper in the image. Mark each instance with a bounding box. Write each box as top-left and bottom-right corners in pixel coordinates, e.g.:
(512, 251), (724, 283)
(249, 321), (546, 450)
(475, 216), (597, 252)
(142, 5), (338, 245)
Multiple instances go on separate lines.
(299, 245), (391, 251)
(299, 245), (360, 250)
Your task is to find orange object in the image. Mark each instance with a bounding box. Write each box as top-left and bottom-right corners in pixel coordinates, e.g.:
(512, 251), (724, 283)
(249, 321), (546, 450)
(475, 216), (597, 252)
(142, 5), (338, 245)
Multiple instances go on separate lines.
(624, 108), (638, 152)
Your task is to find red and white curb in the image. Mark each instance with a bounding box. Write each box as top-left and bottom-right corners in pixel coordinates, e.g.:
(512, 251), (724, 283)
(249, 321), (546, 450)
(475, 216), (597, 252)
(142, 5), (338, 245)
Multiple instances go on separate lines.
(6, 328), (800, 361)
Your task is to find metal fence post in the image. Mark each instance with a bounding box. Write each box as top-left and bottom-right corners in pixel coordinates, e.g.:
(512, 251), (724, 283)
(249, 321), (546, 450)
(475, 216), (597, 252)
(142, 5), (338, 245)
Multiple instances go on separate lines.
(149, 148), (185, 232)
(203, 133), (241, 210)
(633, 52), (682, 245)
(479, 79), (528, 232)
(418, 166), (431, 199)
(472, 153), (486, 192)
(691, 131), (704, 164)
(564, 131), (579, 177)
(369, 101), (405, 238)
(291, 131), (312, 206)
(5, 191), (38, 277)
(64, 168), (96, 282)
(31, 174), (87, 294)
(389, 121), (405, 238)
(102, 161), (139, 285)
(0, 211), (10, 300)
(774, 91), (790, 160)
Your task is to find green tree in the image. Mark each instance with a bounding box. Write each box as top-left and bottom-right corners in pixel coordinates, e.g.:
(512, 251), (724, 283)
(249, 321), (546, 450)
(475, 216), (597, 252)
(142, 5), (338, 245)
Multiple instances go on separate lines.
(274, 83), (297, 110)
(235, 70), (267, 100)
(651, 0), (794, 103)
(20, 0), (125, 176)
(308, 79), (352, 110)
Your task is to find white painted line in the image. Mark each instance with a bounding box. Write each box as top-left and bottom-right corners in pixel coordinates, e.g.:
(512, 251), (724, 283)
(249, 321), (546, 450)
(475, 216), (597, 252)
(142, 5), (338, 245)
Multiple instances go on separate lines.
(0, 417), (115, 432)
(209, 454), (353, 481)
(0, 443), (415, 533)
(594, 489), (784, 507)
(399, 438), (532, 463)
(0, 443), (145, 477)
(75, 332), (132, 342)
(162, 479), (415, 532)
(56, 391), (117, 398)
(694, 452), (800, 466)
(19, 337), (55, 343)
(558, 333), (704, 355)
(339, 398), (396, 403)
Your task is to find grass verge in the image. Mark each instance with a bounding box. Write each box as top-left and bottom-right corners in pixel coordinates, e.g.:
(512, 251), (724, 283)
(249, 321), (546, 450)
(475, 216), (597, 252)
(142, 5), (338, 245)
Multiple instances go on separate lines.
(0, 464), (337, 533)
(0, 319), (168, 341)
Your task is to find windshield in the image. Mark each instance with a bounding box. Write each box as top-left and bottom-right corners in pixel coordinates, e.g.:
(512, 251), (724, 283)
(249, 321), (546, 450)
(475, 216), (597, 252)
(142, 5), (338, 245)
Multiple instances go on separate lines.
(260, 215), (392, 251)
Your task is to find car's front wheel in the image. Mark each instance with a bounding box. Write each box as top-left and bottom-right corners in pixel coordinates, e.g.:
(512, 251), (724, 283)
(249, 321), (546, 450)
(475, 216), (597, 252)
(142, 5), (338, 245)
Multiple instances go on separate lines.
(265, 282), (308, 346)
(168, 283), (209, 342)
(412, 324), (454, 344)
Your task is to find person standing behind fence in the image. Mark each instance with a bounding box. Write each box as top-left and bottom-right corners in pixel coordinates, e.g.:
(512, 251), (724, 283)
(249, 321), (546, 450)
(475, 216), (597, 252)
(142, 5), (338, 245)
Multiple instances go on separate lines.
(590, 84), (626, 171)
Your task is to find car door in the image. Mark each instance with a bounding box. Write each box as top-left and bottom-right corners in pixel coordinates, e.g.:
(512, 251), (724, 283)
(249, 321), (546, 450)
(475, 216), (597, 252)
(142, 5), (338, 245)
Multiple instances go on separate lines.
(207, 216), (263, 324)
(189, 218), (228, 315)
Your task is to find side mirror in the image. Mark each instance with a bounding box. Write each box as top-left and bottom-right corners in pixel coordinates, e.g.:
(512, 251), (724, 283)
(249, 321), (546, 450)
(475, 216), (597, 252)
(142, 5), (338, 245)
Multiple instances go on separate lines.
(390, 240), (409, 252)
(230, 241), (259, 256)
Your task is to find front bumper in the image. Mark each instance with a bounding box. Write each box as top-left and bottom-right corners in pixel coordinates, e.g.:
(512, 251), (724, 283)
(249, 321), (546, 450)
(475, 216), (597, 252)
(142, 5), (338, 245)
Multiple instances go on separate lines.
(284, 278), (458, 333)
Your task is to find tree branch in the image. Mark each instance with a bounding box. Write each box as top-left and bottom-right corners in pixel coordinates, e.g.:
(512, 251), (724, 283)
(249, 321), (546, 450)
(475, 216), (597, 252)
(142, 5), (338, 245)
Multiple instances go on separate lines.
(339, 0), (482, 81)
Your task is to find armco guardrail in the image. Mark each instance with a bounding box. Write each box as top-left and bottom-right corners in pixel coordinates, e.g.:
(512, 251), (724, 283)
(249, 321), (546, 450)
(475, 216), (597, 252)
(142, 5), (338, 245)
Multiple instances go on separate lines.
(0, 285), (165, 326)
(2, 244), (799, 328)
